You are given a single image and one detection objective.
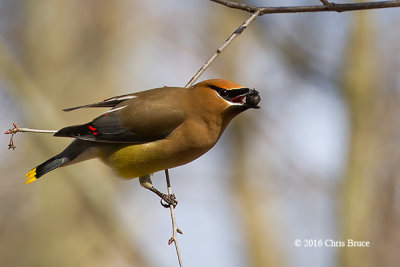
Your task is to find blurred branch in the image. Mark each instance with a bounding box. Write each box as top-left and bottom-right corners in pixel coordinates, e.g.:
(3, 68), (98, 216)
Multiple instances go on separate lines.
(0, 36), (150, 266)
(211, 0), (400, 14)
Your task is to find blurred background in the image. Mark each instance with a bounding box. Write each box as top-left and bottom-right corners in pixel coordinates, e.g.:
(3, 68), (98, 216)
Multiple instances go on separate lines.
(1, 0), (400, 266)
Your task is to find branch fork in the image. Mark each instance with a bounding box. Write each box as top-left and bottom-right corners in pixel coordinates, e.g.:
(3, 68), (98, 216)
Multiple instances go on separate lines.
(4, 123), (18, 149)
(5, 123), (57, 149)
(211, 0), (400, 14)
(320, 0), (336, 10)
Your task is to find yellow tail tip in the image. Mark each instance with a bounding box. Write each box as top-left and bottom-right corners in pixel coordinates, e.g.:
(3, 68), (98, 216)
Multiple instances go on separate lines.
(25, 168), (37, 184)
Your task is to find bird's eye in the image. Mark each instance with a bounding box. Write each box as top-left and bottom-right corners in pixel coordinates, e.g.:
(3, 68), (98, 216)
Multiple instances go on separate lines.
(219, 89), (228, 97)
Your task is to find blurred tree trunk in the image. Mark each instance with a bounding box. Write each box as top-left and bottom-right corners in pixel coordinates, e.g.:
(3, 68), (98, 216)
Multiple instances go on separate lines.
(340, 8), (400, 266)
(210, 8), (284, 266)
(0, 1), (149, 267)
(340, 10), (377, 267)
(231, 119), (285, 267)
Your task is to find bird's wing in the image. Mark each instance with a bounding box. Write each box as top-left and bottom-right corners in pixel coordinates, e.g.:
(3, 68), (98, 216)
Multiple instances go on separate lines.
(55, 88), (186, 143)
(62, 93), (138, 112)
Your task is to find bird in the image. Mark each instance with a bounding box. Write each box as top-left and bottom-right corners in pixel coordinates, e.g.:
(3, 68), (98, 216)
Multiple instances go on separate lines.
(25, 79), (261, 206)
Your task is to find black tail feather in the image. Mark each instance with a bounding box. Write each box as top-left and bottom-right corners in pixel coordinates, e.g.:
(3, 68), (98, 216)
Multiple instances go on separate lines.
(35, 156), (68, 178)
(26, 139), (92, 182)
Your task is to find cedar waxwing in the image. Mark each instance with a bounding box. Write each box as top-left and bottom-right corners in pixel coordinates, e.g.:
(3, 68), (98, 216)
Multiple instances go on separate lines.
(25, 79), (260, 206)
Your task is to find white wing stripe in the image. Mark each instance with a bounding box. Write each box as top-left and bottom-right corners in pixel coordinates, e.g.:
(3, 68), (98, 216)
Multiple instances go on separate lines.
(100, 105), (128, 115)
(105, 95), (136, 102)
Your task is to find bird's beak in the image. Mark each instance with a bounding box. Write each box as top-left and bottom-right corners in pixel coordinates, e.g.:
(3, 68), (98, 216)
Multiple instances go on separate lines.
(229, 88), (261, 109)
(244, 88), (261, 109)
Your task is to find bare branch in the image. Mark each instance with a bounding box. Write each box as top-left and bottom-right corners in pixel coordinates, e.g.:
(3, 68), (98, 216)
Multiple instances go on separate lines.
(4, 123), (57, 135)
(162, 8), (263, 266)
(210, 0), (260, 13)
(164, 169), (183, 267)
(211, 0), (400, 14)
(185, 10), (260, 88)
(4, 123), (57, 149)
(320, 0), (334, 9)
(186, 0), (400, 90)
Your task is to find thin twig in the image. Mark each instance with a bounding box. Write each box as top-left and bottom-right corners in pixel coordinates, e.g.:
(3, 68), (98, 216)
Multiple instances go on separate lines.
(4, 123), (57, 134)
(4, 123), (57, 149)
(185, 10), (260, 88)
(210, 0), (400, 14)
(162, 10), (262, 263)
(165, 169), (183, 267)
(4, 123), (185, 266)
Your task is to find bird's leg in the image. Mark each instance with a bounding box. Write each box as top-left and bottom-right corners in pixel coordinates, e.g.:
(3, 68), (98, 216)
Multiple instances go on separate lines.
(139, 175), (178, 208)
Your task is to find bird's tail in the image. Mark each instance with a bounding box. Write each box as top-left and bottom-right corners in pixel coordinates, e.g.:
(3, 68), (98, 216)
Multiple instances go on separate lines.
(26, 139), (97, 184)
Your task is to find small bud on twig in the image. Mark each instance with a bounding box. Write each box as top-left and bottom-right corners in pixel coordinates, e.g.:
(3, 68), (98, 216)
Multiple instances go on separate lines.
(4, 123), (57, 150)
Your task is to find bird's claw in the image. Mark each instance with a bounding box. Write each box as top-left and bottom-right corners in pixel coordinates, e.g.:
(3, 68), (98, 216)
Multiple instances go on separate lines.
(160, 193), (178, 208)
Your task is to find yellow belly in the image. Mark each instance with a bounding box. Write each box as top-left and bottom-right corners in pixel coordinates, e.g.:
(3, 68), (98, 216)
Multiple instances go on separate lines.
(100, 138), (213, 179)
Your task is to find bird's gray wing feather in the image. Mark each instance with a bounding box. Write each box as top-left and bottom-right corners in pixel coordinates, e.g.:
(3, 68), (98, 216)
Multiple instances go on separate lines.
(55, 87), (186, 143)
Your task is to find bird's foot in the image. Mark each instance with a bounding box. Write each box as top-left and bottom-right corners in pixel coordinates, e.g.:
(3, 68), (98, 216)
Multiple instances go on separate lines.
(148, 186), (178, 208)
(160, 193), (178, 208)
